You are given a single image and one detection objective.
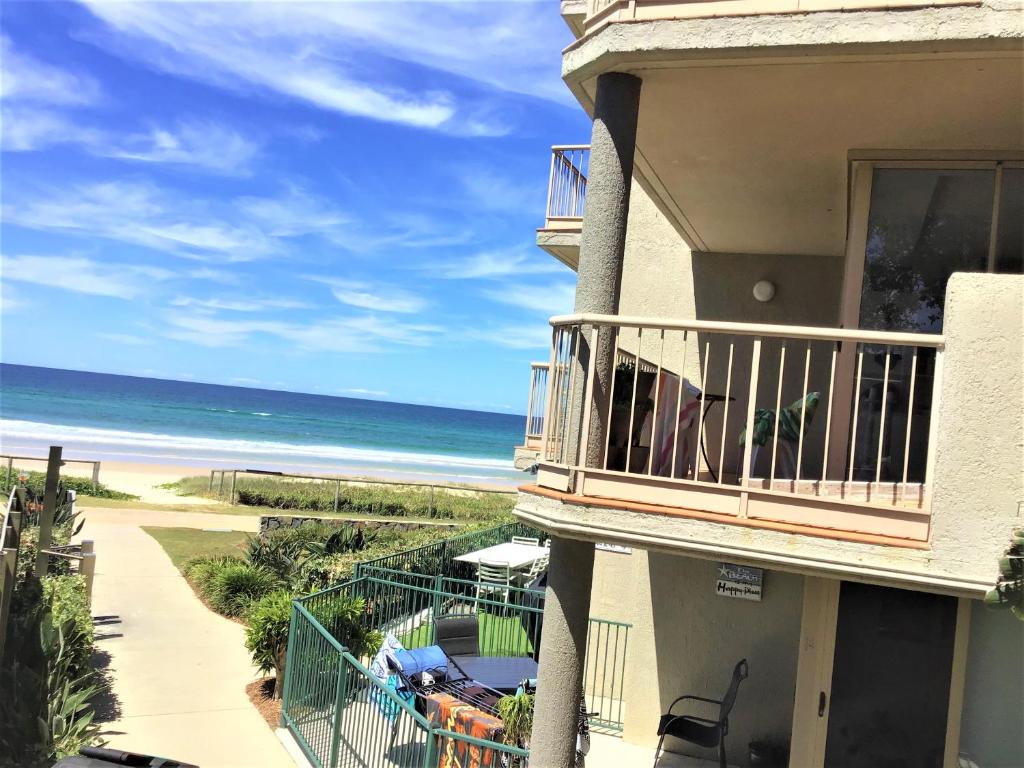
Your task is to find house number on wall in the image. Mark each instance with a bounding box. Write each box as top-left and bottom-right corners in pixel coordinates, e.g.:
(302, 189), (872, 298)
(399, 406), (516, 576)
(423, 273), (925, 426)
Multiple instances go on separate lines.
(716, 562), (763, 601)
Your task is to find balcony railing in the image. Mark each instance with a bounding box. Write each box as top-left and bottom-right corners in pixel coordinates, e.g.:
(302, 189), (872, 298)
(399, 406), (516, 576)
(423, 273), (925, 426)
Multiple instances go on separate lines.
(524, 362), (550, 448)
(545, 145), (590, 225)
(537, 313), (945, 542)
(585, 0), (973, 33)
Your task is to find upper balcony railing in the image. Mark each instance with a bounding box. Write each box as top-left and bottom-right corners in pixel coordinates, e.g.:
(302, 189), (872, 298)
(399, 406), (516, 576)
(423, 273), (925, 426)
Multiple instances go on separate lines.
(537, 313), (945, 543)
(524, 362), (550, 448)
(585, 0), (975, 34)
(545, 145), (590, 226)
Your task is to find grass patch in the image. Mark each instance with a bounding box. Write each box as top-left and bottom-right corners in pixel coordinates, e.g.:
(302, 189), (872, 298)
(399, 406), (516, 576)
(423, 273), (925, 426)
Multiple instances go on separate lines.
(143, 526), (249, 571)
(163, 475), (516, 521)
(400, 611), (535, 657)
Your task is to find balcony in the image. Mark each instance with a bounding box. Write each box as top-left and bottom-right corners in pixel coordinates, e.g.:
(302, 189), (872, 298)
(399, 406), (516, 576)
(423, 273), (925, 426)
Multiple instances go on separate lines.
(584, 0), (979, 35)
(536, 145), (589, 270)
(531, 313), (946, 545)
(513, 362), (550, 470)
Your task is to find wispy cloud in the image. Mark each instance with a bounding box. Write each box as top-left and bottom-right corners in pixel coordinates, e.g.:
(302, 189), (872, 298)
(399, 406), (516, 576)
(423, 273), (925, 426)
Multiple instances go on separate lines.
(76, 2), (573, 136)
(0, 34), (102, 106)
(456, 167), (545, 214)
(105, 121), (260, 175)
(468, 323), (553, 350)
(439, 248), (566, 280)
(1, 180), (345, 262)
(307, 277), (428, 314)
(339, 387), (389, 398)
(170, 296), (311, 313)
(2, 254), (172, 298)
(483, 282), (576, 314)
(2, 108), (260, 175)
(162, 309), (443, 352)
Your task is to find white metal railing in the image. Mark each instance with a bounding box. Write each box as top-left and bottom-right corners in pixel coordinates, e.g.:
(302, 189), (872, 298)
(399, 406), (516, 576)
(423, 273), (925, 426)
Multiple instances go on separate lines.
(545, 145), (590, 221)
(525, 362), (550, 443)
(540, 314), (945, 512)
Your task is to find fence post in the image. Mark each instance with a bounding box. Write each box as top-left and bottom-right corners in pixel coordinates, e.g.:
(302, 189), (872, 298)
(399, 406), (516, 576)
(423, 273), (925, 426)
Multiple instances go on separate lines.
(80, 546), (97, 607)
(429, 484), (435, 517)
(280, 602), (300, 727)
(218, 470), (225, 497)
(229, 471), (237, 504)
(328, 653), (349, 768)
(431, 574), (443, 643)
(91, 462), (100, 492)
(208, 470), (215, 492)
(35, 446), (62, 577)
(334, 480), (341, 513)
(4, 457), (11, 490)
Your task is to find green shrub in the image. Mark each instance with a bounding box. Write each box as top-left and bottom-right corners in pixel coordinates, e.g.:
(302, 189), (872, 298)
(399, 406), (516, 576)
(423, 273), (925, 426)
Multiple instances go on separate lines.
(207, 562), (280, 617)
(184, 555), (244, 598)
(0, 610), (101, 766)
(308, 594), (381, 658)
(41, 575), (93, 678)
(1, 470), (136, 500)
(164, 475), (515, 521)
(245, 590), (293, 699)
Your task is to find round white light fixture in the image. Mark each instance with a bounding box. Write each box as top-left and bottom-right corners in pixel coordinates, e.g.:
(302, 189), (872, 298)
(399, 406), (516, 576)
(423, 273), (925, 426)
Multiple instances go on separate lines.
(753, 280), (776, 303)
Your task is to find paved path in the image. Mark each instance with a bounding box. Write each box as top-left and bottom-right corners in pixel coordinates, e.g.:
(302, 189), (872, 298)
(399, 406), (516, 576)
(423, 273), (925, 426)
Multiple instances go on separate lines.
(86, 518), (293, 767)
(86, 506), (262, 532)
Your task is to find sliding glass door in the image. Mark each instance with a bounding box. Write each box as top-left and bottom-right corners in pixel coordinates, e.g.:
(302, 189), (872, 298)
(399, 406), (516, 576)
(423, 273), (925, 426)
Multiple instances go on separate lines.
(843, 162), (1022, 483)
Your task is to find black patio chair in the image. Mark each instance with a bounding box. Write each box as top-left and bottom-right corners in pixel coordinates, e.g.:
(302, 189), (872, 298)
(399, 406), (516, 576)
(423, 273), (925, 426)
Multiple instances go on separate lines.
(653, 658), (749, 768)
(434, 612), (479, 658)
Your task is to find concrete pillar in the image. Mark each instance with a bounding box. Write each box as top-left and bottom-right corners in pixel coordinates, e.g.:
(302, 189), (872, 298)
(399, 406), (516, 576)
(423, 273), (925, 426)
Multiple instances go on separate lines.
(573, 72), (642, 469)
(530, 535), (596, 767)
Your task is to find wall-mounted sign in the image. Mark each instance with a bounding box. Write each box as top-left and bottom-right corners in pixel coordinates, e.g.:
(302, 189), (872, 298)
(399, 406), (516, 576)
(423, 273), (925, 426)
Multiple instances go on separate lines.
(716, 563), (763, 601)
(596, 543), (632, 555)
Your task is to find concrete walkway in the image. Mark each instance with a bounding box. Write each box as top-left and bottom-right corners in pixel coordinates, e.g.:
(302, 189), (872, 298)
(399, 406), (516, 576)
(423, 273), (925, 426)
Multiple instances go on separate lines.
(86, 518), (293, 767)
(86, 506), (262, 532)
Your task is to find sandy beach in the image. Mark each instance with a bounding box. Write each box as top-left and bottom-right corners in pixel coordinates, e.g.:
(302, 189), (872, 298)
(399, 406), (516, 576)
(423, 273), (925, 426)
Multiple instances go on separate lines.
(6, 457), (212, 504)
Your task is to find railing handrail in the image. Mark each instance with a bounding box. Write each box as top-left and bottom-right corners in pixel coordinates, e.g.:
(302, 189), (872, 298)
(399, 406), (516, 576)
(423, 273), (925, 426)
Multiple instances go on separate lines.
(551, 144), (591, 151)
(549, 312), (945, 348)
(530, 361), (550, 369)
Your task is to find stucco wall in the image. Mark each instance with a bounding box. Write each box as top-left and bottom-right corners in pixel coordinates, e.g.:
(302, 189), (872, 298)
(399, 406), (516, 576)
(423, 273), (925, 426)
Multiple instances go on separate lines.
(959, 602), (1024, 768)
(622, 550), (804, 764)
(928, 273), (1024, 584)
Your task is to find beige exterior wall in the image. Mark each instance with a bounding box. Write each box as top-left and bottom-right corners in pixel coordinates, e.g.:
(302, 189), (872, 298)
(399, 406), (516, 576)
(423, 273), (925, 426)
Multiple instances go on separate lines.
(928, 273), (1024, 583)
(959, 602), (1024, 767)
(618, 549), (804, 763)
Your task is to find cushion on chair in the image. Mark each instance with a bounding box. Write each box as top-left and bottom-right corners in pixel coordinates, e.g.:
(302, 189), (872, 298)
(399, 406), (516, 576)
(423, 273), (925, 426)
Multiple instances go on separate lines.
(657, 714), (722, 748)
(435, 614), (480, 657)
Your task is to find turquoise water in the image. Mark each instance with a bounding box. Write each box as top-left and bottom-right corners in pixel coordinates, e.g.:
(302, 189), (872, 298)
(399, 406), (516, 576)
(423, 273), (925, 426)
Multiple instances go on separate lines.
(0, 364), (526, 485)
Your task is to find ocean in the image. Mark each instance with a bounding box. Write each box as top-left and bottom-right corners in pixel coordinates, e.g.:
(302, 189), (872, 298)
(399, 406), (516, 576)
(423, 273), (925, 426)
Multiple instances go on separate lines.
(0, 364), (527, 485)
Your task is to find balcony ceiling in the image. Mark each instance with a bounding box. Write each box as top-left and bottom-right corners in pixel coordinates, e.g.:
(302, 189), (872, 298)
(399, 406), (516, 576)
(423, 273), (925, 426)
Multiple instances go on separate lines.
(581, 53), (1023, 256)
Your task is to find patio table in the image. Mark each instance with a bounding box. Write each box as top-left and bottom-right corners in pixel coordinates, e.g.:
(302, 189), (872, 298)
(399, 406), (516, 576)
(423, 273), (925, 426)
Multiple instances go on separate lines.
(453, 542), (548, 570)
(451, 655), (539, 694)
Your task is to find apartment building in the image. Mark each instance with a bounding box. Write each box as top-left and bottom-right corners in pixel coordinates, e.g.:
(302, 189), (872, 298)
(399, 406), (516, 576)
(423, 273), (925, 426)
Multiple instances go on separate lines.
(515, 2), (1024, 766)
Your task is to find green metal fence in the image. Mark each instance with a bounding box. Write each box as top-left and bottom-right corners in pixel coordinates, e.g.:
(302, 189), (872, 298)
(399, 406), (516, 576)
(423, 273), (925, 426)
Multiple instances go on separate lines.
(292, 573), (631, 736)
(283, 599), (529, 768)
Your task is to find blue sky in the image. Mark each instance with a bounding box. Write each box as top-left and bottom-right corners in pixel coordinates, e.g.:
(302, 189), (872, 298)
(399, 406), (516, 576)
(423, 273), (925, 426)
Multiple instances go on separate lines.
(0, 1), (586, 413)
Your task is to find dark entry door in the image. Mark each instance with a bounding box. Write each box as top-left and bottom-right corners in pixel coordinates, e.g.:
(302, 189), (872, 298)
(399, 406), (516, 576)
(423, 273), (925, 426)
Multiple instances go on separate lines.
(824, 581), (958, 768)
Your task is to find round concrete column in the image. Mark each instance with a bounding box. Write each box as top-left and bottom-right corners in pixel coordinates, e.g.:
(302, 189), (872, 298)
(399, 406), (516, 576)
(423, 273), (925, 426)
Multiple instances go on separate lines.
(573, 72), (642, 469)
(529, 535), (596, 767)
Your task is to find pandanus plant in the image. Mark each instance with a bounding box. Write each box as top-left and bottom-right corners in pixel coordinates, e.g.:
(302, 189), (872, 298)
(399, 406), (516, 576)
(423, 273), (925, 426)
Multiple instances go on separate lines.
(983, 528), (1024, 621)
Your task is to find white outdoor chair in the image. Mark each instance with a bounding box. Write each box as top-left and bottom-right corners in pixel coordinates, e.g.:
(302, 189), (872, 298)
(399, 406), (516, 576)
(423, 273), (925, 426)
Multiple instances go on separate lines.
(516, 553), (549, 585)
(476, 559), (513, 604)
(511, 536), (540, 547)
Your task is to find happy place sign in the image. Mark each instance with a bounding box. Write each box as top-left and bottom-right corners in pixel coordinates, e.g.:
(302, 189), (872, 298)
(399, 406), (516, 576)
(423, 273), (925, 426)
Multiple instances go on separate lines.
(715, 563), (763, 601)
